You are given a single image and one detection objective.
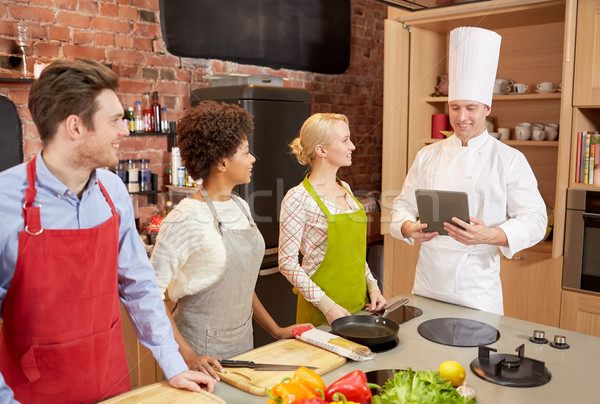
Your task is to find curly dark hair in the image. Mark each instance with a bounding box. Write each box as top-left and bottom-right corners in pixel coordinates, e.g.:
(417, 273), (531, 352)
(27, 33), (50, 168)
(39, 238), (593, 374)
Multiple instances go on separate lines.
(177, 101), (254, 180)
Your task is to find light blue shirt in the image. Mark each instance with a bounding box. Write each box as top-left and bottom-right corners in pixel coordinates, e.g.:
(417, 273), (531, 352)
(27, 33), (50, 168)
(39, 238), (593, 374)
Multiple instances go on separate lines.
(0, 152), (187, 402)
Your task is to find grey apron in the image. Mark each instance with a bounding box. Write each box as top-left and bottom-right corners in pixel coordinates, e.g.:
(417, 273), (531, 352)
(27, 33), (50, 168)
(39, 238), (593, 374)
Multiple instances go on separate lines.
(174, 187), (265, 358)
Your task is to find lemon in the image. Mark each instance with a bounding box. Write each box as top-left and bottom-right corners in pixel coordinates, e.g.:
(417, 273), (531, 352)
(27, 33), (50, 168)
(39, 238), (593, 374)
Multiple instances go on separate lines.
(438, 360), (466, 387)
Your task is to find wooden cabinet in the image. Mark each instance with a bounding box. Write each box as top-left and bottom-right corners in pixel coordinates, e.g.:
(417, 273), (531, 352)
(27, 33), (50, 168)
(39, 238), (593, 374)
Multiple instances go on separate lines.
(120, 304), (164, 388)
(572, 0), (600, 107)
(560, 289), (600, 337)
(557, 0), (600, 335)
(499, 243), (562, 327)
(568, 0), (600, 187)
(381, 0), (573, 325)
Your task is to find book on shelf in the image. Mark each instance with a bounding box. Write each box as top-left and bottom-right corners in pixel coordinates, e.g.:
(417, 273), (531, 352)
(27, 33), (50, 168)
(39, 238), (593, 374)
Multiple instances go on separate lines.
(576, 132), (582, 183)
(576, 131), (600, 184)
(584, 133), (591, 184)
(595, 143), (600, 185)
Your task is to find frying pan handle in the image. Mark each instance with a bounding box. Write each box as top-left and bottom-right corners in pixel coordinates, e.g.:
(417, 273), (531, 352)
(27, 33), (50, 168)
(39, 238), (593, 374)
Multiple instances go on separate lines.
(381, 298), (409, 318)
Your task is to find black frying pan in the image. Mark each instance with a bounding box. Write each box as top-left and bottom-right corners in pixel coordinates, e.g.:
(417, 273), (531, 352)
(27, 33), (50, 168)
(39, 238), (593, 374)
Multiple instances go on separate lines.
(330, 298), (409, 347)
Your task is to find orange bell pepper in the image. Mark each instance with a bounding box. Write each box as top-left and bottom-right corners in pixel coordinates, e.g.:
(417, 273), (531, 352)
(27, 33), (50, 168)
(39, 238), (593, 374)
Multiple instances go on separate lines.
(292, 366), (326, 396)
(266, 378), (315, 404)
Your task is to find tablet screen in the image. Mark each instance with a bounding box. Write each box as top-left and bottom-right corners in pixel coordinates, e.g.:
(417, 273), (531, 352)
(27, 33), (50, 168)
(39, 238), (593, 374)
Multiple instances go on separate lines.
(415, 189), (469, 235)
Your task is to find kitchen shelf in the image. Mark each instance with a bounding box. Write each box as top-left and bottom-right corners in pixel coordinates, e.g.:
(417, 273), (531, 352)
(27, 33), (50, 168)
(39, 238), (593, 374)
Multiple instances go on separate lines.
(129, 129), (177, 149)
(129, 173), (160, 204)
(0, 77), (35, 83)
(129, 131), (175, 136)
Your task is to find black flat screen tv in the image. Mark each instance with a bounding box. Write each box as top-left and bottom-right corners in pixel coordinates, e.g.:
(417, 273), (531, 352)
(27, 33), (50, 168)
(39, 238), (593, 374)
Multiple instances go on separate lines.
(159, 0), (350, 74)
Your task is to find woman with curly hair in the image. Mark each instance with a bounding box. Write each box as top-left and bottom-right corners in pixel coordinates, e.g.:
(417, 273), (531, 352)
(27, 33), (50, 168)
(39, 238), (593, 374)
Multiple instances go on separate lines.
(279, 113), (387, 327)
(151, 101), (310, 381)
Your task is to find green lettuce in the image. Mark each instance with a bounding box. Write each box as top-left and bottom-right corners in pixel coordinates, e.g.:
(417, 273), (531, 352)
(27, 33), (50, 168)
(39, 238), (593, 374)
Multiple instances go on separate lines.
(373, 368), (476, 404)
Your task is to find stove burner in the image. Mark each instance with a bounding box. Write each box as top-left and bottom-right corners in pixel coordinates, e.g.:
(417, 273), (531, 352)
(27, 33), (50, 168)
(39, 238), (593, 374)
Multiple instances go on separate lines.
(374, 305), (423, 325)
(500, 355), (521, 368)
(470, 344), (551, 387)
(369, 338), (399, 353)
(418, 317), (500, 347)
(366, 369), (398, 388)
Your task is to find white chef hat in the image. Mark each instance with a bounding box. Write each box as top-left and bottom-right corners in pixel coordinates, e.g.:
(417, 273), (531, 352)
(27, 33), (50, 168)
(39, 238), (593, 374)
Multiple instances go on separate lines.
(448, 26), (501, 107)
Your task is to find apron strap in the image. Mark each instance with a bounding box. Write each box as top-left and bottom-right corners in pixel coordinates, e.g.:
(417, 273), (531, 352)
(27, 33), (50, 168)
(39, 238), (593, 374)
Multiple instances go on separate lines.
(302, 174), (363, 217)
(199, 186), (223, 236)
(23, 157), (43, 236)
(230, 195), (256, 227)
(97, 179), (117, 216)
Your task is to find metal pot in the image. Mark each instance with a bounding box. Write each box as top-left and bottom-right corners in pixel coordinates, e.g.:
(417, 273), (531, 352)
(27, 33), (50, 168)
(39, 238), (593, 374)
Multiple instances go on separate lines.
(330, 298), (409, 347)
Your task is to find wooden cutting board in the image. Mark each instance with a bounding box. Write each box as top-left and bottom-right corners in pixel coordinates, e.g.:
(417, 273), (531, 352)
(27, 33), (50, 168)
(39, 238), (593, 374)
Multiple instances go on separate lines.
(218, 339), (346, 396)
(101, 381), (226, 403)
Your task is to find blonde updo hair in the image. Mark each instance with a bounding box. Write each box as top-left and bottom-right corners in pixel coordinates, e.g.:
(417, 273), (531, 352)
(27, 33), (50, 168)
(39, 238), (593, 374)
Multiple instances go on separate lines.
(290, 113), (349, 166)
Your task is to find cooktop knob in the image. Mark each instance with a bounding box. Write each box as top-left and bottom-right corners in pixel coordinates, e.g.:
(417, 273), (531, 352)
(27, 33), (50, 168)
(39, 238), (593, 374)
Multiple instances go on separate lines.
(529, 329), (548, 344)
(550, 334), (570, 349)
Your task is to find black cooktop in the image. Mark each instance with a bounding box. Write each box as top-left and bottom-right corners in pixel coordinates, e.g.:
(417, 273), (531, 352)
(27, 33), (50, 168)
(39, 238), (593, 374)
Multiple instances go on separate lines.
(375, 305), (423, 324)
(417, 317), (500, 347)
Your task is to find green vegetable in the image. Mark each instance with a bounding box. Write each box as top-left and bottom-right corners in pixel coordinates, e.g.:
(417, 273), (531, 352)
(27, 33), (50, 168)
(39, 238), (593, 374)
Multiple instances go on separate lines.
(370, 395), (385, 404)
(376, 368), (476, 404)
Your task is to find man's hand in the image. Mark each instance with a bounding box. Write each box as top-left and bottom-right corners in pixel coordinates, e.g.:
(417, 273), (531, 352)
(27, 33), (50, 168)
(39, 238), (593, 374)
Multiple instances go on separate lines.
(444, 216), (508, 246)
(168, 369), (217, 393)
(183, 354), (224, 381)
(401, 220), (438, 242)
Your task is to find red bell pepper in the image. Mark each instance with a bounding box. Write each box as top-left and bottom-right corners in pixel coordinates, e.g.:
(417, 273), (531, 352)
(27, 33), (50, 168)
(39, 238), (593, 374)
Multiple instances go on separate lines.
(297, 398), (328, 404)
(324, 370), (379, 404)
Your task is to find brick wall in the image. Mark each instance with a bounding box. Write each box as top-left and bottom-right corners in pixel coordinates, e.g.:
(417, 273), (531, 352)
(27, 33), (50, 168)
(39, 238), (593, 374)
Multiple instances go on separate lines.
(0, 0), (385, 225)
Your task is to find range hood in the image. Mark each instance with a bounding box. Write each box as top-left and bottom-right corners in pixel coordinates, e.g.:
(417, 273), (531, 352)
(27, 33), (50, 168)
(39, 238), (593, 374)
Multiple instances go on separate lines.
(375, 0), (491, 12)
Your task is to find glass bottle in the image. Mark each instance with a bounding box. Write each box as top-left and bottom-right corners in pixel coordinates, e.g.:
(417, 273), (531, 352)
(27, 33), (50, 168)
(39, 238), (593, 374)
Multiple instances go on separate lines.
(122, 104), (129, 129)
(115, 159), (126, 183)
(128, 107), (135, 133)
(161, 107), (169, 133)
(139, 158), (152, 191)
(171, 147), (181, 186)
(177, 166), (187, 187)
(152, 91), (161, 133)
(127, 159), (140, 193)
(142, 92), (152, 133)
(134, 101), (143, 133)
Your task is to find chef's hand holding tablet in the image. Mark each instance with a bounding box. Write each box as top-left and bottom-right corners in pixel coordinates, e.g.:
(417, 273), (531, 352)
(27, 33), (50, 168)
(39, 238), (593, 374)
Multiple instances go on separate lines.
(401, 220), (439, 242)
(444, 216), (509, 247)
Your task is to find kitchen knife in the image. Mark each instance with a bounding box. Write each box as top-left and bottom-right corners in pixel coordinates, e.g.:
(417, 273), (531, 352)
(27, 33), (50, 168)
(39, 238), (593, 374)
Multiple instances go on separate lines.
(219, 359), (317, 371)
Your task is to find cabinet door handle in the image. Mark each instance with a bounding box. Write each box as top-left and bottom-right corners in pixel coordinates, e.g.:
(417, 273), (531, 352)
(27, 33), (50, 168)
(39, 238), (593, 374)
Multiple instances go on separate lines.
(510, 256), (524, 261)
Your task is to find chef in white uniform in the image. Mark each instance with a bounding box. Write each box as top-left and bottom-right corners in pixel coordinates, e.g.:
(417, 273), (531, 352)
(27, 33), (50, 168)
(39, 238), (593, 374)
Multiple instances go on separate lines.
(390, 26), (547, 315)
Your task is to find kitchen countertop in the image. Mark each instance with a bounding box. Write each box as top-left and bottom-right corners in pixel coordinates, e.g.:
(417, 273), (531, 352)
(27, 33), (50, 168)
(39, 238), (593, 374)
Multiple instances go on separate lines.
(213, 295), (599, 403)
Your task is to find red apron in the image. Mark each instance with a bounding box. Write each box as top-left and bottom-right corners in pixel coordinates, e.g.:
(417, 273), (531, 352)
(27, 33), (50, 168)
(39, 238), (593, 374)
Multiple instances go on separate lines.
(0, 156), (130, 403)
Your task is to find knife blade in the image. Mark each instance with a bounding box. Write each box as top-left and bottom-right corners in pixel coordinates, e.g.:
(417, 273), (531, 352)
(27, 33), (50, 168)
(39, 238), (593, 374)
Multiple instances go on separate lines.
(219, 359), (317, 371)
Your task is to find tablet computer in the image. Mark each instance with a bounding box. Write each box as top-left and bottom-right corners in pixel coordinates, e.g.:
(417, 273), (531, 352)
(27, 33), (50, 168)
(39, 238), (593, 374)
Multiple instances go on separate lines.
(415, 189), (469, 235)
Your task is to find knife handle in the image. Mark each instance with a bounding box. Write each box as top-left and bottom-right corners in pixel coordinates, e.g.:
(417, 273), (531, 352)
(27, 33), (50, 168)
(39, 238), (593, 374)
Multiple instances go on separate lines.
(219, 359), (254, 367)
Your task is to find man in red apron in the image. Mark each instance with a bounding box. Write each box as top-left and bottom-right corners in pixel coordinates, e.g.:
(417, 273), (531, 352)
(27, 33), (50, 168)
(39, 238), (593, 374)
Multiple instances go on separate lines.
(0, 59), (215, 403)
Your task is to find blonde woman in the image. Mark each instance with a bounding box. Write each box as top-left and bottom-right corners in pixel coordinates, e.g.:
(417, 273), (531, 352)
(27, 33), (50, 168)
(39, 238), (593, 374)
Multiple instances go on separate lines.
(278, 113), (386, 327)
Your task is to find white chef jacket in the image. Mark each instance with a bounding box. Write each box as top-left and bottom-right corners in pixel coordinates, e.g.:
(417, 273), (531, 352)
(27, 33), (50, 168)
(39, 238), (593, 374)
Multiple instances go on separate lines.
(390, 132), (547, 315)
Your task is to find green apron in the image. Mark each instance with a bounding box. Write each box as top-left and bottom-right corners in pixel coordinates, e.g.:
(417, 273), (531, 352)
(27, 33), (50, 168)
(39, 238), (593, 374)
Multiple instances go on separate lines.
(296, 175), (368, 326)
